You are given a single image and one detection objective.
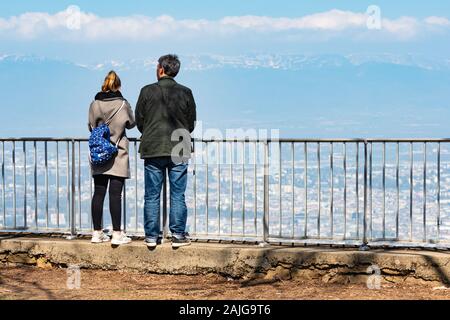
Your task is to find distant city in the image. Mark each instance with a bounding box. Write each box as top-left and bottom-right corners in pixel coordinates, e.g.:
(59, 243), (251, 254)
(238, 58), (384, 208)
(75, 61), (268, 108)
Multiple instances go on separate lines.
(1, 140), (450, 244)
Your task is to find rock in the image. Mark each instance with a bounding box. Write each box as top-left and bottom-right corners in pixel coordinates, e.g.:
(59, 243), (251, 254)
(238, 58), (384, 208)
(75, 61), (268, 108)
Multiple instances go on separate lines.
(382, 268), (402, 275)
(291, 268), (322, 281)
(36, 257), (53, 270)
(7, 253), (36, 265)
(265, 266), (291, 280)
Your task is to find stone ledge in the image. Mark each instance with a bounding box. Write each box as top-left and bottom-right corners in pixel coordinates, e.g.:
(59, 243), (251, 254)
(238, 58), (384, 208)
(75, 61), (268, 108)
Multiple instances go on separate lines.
(1, 236), (450, 285)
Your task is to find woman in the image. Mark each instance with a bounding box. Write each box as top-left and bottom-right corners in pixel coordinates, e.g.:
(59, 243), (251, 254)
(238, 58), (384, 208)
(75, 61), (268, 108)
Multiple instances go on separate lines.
(88, 71), (136, 245)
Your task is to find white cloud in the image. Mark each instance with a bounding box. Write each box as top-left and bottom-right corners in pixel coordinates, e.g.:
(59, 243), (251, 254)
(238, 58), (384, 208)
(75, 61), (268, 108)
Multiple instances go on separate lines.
(425, 16), (450, 26)
(220, 10), (368, 31)
(0, 7), (448, 41)
(0, 9), (209, 40)
(381, 17), (420, 39)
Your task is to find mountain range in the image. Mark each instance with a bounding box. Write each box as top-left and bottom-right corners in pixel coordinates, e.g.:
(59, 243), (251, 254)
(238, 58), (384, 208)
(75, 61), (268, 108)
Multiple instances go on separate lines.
(1, 53), (449, 138)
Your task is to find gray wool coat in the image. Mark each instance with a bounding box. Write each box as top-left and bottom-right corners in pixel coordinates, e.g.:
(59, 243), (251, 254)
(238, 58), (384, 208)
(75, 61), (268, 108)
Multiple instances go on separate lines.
(88, 97), (136, 179)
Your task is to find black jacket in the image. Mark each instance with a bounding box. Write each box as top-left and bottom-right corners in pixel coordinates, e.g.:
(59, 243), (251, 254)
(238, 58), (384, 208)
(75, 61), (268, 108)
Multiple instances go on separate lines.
(135, 77), (197, 159)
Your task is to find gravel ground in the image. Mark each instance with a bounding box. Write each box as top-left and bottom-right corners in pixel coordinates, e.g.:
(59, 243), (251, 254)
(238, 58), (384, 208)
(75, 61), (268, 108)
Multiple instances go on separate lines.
(1, 265), (450, 300)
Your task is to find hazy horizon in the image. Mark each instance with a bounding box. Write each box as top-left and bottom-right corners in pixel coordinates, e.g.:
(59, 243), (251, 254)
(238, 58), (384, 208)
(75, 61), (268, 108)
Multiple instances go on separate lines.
(1, 2), (450, 138)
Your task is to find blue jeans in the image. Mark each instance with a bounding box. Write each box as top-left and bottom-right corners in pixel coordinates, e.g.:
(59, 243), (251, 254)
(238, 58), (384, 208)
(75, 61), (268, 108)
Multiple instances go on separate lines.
(143, 157), (188, 239)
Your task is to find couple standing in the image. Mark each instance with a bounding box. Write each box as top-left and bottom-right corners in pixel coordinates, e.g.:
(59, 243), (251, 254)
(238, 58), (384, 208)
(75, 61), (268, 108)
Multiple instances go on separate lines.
(88, 54), (196, 248)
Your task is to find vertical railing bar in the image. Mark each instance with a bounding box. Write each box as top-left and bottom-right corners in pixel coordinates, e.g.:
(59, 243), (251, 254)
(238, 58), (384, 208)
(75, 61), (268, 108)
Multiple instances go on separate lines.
(304, 142), (308, 238)
(70, 140), (76, 237)
(217, 142), (221, 236)
(66, 141), (69, 230)
(409, 142), (414, 242)
(162, 168), (168, 238)
(382, 142), (386, 239)
(291, 142), (295, 239)
(123, 179), (127, 233)
(193, 141), (197, 235)
(317, 142), (321, 238)
(356, 142), (359, 239)
(56, 142), (60, 228)
(134, 141), (138, 232)
(89, 163), (92, 230)
(343, 142), (347, 240)
(423, 142), (427, 242)
(205, 142), (209, 234)
(330, 142), (334, 238)
(78, 141), (81, 230)
(165, 166), (169, 237)
(1, 142), (4, 227)
(263, 141), (269, 242)
(396, 142), (400, 240)
(33, 141), (37, 229)
(369, 142), (373, 240)
(45, 141), (49, 228)
(254, 141), (257, 236)
(12, 141), (16, 229)
(278, 141), (282, 238)
(230, 142), (233, 236)
(361, 140), (368, 249)
(437, 142), (441, 242)
(163, 168), (167, 239)
(242, 141), (245, 237)
(23, 141), (27, 229)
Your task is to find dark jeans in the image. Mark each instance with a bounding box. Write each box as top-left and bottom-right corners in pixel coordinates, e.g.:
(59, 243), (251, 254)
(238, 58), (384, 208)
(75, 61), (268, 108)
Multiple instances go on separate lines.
(91, 174), (124, 232)
(143, 157), (188, 239)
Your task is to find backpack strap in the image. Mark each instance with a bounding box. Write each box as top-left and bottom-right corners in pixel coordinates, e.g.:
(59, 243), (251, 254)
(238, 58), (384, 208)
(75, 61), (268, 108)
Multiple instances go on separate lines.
(115, 134), (123, 148)
(105, 100), (126, 126)
(105, 100), (126, 148)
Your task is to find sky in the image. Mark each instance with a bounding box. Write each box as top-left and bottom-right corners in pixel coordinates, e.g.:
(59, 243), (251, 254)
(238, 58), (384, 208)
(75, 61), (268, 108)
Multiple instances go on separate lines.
(1, 1), (450, 19)
(2, 1), (450, 60)
(0, 1), (450, 138)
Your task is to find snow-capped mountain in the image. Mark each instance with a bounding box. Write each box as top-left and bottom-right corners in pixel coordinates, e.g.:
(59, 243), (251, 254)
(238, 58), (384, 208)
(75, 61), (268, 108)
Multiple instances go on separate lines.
(1, 52), (450, 138)
(3, 53), (449, 72)
(73, 53), (450, 72)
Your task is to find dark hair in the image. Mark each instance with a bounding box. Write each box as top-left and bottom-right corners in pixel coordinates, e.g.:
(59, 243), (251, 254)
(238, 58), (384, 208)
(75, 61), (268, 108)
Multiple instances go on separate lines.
(158, 54), (181, 77)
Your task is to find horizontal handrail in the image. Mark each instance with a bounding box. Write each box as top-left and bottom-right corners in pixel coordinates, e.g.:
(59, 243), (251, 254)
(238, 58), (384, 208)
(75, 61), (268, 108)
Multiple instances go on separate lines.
(1, 137), (450, 142)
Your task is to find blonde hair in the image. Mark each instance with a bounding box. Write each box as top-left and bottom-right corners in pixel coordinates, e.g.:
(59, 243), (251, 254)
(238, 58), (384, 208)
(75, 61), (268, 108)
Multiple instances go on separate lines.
(102, 70), (121, 92)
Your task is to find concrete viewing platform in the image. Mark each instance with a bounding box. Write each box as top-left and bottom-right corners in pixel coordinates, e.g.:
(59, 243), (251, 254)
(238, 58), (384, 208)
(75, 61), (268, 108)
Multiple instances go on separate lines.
(1, 235), (450, 285)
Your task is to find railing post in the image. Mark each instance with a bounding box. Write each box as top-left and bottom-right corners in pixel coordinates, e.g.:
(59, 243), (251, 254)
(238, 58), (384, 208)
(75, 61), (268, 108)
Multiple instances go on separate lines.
(23, 141), (27, 229)
(360, 139), (370, 251)
(162, 168), (169, 241)
(261, 140), (270, 246)
(123, 180), (127, 233)
(66, 140), (77, 240)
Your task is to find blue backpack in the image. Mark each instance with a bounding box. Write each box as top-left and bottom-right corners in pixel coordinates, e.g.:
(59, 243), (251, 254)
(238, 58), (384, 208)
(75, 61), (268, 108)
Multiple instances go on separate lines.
(89, 101), (125, 166)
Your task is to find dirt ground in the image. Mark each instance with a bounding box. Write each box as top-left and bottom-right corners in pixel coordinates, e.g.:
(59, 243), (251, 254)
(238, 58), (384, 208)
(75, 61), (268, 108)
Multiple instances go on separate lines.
(1, 265), (450, 300)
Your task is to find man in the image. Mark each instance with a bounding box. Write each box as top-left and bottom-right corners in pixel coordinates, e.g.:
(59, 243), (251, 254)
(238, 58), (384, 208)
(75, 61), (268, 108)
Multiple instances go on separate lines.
(135, 54), (197, 248)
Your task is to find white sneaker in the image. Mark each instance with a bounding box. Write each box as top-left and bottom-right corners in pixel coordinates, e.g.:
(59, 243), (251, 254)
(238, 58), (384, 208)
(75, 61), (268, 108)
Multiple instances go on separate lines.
(111, 231), (132, 245)
(91, 230), (110, 243)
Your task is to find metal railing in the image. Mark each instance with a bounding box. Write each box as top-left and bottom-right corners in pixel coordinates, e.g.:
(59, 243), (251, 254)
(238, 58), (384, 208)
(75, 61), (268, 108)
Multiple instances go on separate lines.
(1, 137), (450, 249)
